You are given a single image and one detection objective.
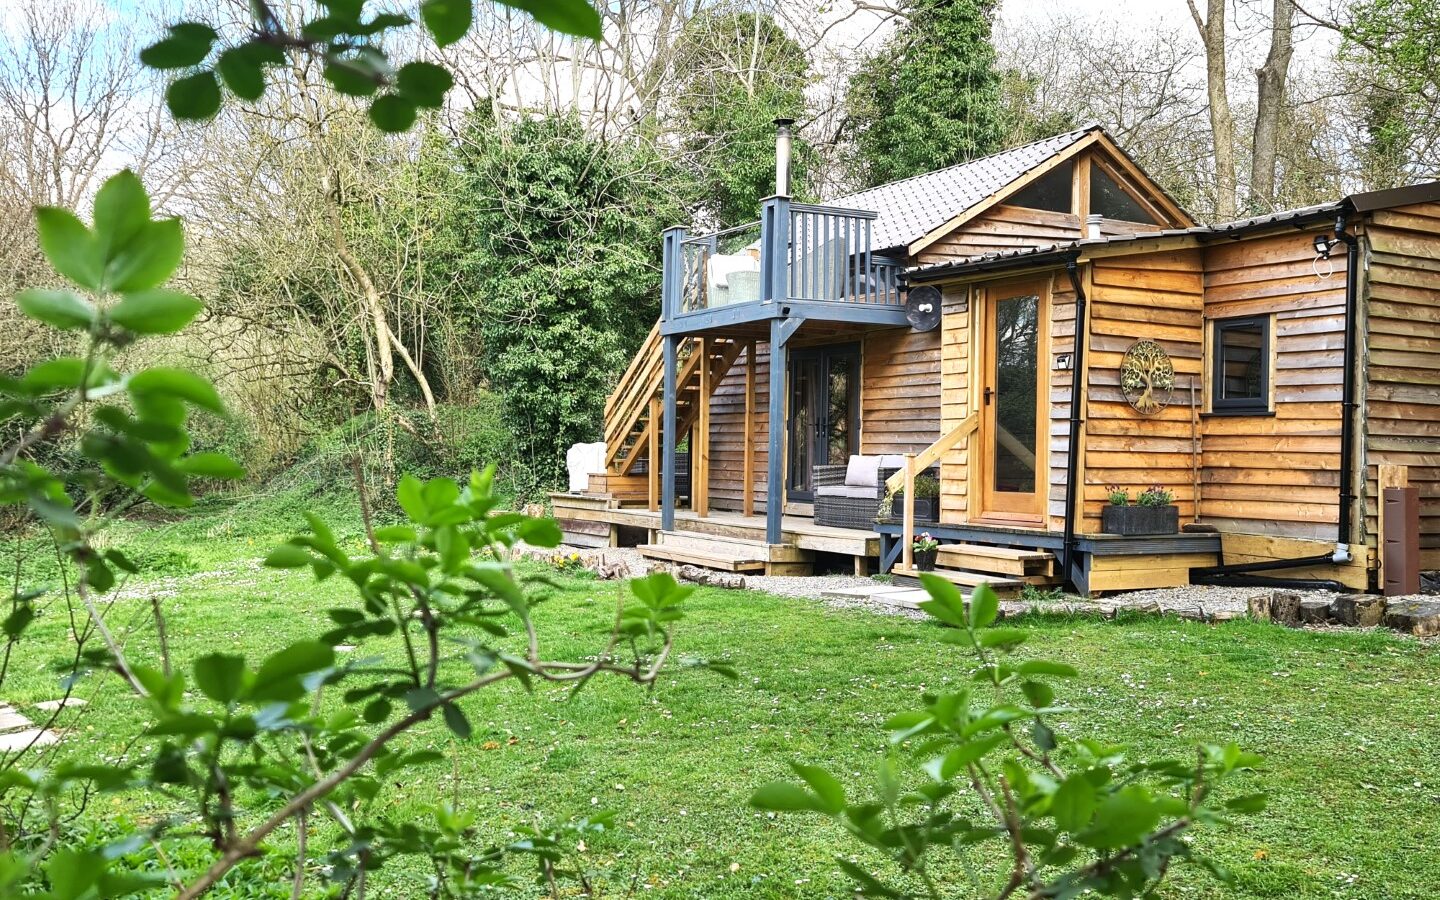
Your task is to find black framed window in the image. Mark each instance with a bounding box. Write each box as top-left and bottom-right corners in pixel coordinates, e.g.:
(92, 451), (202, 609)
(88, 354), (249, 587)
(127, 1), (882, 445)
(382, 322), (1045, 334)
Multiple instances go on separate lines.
(1211, 316), (1271, 412)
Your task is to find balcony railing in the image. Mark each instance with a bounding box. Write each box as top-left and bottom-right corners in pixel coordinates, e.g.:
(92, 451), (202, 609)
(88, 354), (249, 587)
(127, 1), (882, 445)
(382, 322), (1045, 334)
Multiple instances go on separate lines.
(663, 198), (903, 321)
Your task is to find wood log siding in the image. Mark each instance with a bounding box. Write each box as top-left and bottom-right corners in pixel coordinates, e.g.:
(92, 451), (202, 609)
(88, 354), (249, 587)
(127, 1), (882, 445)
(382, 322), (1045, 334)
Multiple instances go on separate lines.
(1198, 230), (1347, 540)
(939, 285), (973, 522)
(917, 205), (1081, 266)
(706, 343), (770, 514)
(1080, 251), (1205, 532)
(1363, 202), (1440, 564)
(860, 328), (942, 456)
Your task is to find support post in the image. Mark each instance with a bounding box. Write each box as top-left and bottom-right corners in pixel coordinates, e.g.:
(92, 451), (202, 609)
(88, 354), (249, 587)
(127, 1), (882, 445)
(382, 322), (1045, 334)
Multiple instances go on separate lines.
(661, 227), (686, 321)
(902, 453), (916, 571)
(759, 195), (792, 304)
(696, 338), (710, 517)
(661, 334), (678, 531)
(766, 318), (789, 545)
(647, 397), (660, 512)
(743, 340), (756, 518)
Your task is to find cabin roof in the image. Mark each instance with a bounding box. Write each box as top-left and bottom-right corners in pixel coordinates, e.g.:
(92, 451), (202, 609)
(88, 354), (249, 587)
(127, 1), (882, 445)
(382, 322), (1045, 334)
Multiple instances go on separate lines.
(828, 126), (1103, 253)
(906, 181), (1440, 283)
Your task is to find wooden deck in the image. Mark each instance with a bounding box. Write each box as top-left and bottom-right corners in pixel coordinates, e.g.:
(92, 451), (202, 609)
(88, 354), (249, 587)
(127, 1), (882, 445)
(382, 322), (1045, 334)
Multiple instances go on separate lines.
(551, 492), (879, 575)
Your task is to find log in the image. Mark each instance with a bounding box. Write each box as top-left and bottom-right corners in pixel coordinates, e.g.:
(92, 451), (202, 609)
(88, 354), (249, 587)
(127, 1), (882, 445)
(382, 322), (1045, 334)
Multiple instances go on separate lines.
(1331, 596), (1386, 627)
(1298, 599), (1331, 625)
(1268, 591), (1303, 626)
(676, 565), (747, 590)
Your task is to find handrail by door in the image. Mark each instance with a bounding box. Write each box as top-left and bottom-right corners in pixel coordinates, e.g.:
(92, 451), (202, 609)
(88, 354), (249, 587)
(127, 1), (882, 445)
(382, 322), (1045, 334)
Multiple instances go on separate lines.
(894, 413), (978, 570)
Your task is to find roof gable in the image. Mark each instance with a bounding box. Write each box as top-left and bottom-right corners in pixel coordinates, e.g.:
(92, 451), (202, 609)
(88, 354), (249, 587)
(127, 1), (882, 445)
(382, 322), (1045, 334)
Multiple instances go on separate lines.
(828, 126), (1191, 255)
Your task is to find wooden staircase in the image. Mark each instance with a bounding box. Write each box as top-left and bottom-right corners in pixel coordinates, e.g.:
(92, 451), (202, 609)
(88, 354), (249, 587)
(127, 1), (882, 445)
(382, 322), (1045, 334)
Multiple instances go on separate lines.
(893, 543), (1058, 598)
(638, 530), (813, 575)
(601, 323), (747, 510)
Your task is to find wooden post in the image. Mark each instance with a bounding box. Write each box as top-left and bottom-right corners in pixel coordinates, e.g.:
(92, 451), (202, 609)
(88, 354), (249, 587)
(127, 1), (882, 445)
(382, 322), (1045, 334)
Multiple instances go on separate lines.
(766, 319), (788, 545)
(696, 338), (710, 517)
(647, 397), (660, 512)
(661, 334), (678, 532)
(743, 340), (756, 518)
(1378, 464), (1409, 586)
(901, 453), (916, 571)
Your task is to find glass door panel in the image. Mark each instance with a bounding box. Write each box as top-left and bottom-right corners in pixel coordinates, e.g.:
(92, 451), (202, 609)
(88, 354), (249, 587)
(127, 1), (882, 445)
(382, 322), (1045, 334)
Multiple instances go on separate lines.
(980, 282), (1045, 519)
(787, 345), (859, 502)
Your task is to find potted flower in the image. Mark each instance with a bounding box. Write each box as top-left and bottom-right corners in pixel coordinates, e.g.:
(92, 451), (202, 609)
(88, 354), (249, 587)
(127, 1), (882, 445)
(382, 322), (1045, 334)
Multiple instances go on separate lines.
(912, 531), (940, 571)
(1101, 484), (1179, 536)
(888, 473), (940, 524)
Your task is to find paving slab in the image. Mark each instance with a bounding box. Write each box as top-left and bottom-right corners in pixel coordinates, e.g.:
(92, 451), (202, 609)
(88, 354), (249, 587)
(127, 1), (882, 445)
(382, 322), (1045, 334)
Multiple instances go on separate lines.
(34, 698), (86, 713)
(0, 729), (59, 751)
(0, 710), (32, 731)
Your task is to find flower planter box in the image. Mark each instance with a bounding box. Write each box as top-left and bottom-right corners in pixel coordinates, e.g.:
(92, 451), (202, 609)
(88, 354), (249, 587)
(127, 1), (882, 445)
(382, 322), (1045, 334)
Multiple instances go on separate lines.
(913, 547), (938, 571)
(892, 496), (939, 524)
(1101, 504), (1179, 536)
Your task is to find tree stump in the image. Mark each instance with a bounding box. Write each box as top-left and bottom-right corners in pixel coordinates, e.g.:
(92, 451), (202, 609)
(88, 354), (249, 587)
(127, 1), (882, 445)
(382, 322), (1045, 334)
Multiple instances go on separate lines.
(1268, 591), (1303, 626)
(1298, 599), (1331, 625)
(1246, 594), (1271, 622)
(1331, 596), (1385, 627)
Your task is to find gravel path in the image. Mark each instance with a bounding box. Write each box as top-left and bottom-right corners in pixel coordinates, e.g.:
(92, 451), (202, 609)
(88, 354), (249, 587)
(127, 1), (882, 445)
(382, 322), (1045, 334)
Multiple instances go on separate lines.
(550, 544), (1435, 626)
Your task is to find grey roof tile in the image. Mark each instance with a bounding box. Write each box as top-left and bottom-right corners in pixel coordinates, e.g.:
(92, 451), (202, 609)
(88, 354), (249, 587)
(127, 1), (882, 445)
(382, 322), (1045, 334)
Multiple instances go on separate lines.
(827, 126), (1100, 252)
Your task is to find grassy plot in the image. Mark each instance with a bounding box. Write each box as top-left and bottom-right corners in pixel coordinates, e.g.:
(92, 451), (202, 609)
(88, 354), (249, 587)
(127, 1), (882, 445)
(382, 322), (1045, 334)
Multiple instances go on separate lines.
(3, 506), (1439, 898)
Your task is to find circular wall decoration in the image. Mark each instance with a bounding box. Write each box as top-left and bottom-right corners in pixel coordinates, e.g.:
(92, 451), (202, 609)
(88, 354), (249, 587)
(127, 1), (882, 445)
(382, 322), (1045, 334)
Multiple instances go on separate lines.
(1120, 339), (1175, 415)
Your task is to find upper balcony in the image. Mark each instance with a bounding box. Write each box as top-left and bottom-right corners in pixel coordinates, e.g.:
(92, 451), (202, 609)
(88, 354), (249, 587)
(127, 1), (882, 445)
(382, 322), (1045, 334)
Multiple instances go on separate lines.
(659, 197), (909, 336)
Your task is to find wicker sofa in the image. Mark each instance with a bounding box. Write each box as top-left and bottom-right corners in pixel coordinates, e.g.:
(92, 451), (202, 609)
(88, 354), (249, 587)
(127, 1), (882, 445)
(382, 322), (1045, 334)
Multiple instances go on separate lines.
(813, 455), (938, 529)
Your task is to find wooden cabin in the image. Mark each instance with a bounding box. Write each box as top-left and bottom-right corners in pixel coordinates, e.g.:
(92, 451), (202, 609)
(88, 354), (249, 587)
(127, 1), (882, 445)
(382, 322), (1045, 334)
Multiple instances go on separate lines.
(553, 125), (1440, 595)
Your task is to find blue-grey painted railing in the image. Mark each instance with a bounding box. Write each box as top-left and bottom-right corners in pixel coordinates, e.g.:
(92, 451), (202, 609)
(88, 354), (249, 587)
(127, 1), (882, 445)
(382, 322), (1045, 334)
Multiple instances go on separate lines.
(663, 199), (902, 319)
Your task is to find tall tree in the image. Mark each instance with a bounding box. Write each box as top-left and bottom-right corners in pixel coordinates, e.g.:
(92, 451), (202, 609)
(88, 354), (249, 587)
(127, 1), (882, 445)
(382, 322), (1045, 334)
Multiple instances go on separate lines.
(1186, 0), (1239, 219)
(1251, 0), (1296, 211)
(671, 7), (814, 227)
(845, 0), (1004, 187)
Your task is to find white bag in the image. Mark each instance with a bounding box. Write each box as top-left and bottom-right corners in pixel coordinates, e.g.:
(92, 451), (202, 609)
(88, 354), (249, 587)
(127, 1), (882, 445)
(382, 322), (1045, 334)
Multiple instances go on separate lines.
(566, 442), (607, 492)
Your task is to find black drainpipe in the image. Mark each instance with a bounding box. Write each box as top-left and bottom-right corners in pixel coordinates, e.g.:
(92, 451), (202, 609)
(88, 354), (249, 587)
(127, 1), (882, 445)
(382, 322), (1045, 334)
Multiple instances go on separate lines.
(1061, 258), (1086, 590)
(1191, 213), (1359, 591)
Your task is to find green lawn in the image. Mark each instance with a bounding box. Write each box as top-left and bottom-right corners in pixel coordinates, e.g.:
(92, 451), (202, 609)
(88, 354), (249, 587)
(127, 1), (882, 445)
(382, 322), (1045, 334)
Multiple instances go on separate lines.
(4, 498), (1439, 898)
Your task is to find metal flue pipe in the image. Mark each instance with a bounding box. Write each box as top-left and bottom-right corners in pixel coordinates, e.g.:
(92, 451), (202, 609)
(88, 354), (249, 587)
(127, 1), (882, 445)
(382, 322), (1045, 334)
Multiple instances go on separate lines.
(774, 118), (794, 197)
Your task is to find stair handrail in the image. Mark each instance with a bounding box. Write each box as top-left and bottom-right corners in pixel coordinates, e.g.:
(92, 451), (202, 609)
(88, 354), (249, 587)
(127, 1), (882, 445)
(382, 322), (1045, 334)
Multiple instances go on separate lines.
(606, 320), (661, 416)
(896, 412), (977, 570)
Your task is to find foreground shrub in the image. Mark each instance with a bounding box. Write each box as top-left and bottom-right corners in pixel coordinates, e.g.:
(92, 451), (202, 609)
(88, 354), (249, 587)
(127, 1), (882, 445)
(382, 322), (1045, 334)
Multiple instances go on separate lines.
(753, 579), (1265, 898)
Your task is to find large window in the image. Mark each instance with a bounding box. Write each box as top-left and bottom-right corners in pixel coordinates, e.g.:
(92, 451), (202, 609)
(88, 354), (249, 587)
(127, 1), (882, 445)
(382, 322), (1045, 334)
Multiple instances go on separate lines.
(1090, 163), (1160, 224)
(1211, 316), (1271, 413)
(1009, 160), (1073, 214)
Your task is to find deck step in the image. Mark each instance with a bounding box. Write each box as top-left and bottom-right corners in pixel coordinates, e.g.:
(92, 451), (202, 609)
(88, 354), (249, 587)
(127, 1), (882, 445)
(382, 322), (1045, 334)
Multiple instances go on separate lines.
(891, 565), (1024, 597)
(637, 542), (766, 573)
(655, 529), (775, 552)
(935, 543), (1056, 579)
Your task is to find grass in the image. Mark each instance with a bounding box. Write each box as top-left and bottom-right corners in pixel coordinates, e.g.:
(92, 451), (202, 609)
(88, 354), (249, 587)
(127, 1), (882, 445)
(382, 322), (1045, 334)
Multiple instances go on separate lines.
(3, 495), (1439, 898)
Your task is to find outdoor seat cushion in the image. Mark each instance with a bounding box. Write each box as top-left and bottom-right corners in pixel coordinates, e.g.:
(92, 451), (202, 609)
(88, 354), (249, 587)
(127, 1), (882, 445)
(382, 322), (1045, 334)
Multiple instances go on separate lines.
(816, 484), (881, 499)
(844, 454), (882, 487)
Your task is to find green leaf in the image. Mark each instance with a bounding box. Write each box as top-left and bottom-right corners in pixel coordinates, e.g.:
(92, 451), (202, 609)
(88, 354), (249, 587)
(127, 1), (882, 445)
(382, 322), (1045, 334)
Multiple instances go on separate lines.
(396, 473), (427, 520)
(35, 207), (102, 290)
(968, 582), (999, 629)
(217, 47), (266, 100)
(128, 367), (225, 414)
(369, 94), (417, 132)
(264, 544), (311, 568)
(176, 452), (245, 480)
(1052, 773), (1097, 833)
(791, 764), (845, 814)
(16, 289), (95, 330)
(396, 61), (453, 108)
(2, 603), (35, 639)
(499, 0), (601, 39)
(976, 627), (1029, 650)
(106, 218), (184, 293)
(421, 0), (473, 46)
(442, 702), (472, 738)
(108, 288), (201, 334)
(750, 782), (830, 813)
(92, 169), (151, 259)
(1079, 784), (1162, 850)
(518, 517), (561, 548)
(250, 640), (334, 700)
(1021, 679), (1054, 708)
(167, 70), (222, 121)
(193, 653), (247, 704)
(140, 22), (217, 69)
(1224, 792), (1267, 813)
(934, 733), (1006, 779)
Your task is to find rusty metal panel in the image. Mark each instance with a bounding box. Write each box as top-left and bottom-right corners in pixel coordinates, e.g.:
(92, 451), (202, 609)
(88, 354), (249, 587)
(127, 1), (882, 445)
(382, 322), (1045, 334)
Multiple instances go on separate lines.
(1383, 486), (1420, 596)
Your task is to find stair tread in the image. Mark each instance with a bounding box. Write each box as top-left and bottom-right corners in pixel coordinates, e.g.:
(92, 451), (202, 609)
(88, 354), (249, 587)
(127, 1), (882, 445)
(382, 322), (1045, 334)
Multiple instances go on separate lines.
(935, 543), (1053, 562)
(892, 565), (1023, 589)
(637, 544), (766, 572)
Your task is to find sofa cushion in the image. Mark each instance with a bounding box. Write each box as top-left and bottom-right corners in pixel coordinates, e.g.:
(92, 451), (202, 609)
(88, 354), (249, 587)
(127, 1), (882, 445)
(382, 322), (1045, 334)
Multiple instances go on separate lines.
(817, 484), (881, 499)
(845, 454), (881, 487)
(877, 454), (905, 470)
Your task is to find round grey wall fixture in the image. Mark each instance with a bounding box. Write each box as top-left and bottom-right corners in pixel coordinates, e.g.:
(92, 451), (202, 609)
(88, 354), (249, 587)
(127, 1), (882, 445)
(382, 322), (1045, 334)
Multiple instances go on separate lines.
(905, 285), (942, 332)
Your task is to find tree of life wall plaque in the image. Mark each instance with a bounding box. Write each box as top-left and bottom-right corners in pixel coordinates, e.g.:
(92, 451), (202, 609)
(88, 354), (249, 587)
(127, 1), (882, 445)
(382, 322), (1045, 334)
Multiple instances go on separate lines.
(1120, 339), (1174, 415)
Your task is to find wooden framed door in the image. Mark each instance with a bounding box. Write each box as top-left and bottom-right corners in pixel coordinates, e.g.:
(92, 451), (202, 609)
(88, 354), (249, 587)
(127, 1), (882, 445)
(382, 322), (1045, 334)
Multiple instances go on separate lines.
(978, 278), (1048, 521)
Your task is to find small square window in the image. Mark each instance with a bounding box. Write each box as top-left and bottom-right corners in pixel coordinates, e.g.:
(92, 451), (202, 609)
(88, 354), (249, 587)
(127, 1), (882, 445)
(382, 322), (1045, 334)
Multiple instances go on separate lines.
(1211, 316), (1270, 412)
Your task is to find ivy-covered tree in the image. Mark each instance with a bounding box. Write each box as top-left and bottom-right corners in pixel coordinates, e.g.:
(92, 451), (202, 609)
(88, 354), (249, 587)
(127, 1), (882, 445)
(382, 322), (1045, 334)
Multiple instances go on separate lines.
(442, 112), (684, 497)
(845, 0), (1004, 187)
(671, 7), (814, 227)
